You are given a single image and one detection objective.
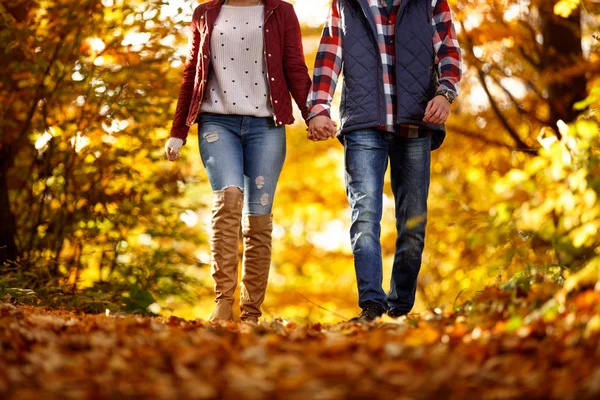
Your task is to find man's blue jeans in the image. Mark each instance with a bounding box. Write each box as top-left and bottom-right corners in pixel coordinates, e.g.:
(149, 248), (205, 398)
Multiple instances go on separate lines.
(197, 113), (286, 216)
(343, 129), (431, 315)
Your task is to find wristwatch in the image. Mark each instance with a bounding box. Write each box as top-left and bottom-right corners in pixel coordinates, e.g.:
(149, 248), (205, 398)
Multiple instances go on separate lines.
(435, 88), (457, 104)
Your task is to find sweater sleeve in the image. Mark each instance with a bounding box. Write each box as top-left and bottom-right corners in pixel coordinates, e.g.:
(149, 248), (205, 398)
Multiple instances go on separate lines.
(170, 6), (203, 143)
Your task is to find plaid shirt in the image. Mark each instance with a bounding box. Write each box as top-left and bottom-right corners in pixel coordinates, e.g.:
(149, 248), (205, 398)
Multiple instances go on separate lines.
(308, 0), (462, 136)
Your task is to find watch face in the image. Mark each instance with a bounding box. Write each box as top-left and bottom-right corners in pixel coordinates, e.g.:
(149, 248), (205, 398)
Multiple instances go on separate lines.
(440, 90), (455, 103)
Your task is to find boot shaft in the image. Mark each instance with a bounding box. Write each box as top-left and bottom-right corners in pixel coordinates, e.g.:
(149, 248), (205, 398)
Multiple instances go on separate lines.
(209, 189), (244, 321)
(240, 214), (273, 322)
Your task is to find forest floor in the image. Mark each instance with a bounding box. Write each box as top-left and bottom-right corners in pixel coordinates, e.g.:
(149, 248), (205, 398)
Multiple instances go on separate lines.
(1, 285), (600, 400)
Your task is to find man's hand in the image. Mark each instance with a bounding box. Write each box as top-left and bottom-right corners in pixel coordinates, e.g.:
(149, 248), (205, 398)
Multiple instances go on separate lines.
(308, 116), (336, 141)
(423, 95), (451, 125)
(165, 138), (184, 161)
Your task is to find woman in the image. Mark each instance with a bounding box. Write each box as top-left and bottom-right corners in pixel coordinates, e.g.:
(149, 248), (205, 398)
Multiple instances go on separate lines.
(165, 0), (311, 323)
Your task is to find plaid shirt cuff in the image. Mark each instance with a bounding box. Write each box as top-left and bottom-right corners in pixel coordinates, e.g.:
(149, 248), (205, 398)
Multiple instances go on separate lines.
(307, 104), (332, 120)
(437, 79), (459, 97)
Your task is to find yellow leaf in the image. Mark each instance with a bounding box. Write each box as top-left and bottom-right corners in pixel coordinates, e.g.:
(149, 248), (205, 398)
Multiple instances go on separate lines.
(564, 257), (600, 292)
(585, 315), (600, 339)
(506, 170), (529, 184)
(554, 0), (580, 18)
(50, 199), (61, 211)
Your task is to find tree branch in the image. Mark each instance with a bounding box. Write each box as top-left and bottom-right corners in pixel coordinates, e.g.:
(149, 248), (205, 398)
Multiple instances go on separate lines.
(487, 70), (550, 126)
(447, 124), (539, 153)
(460, 21), (534, 151)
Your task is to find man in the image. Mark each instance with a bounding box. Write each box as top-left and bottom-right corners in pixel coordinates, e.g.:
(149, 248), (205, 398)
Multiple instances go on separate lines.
(307, 0), (462, 322)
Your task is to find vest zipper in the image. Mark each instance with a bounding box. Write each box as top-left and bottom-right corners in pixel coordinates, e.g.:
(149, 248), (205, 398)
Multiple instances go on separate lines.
(357, 0), (385, 127)
(394, 2), (409, 125)
(376, 55), (382, 126)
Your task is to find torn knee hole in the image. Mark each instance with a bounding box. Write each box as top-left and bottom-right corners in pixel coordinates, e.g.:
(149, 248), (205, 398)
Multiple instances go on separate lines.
(260, 193), (270, 206)
(255, 176), (265, 189)
(203, 132), (219, 143)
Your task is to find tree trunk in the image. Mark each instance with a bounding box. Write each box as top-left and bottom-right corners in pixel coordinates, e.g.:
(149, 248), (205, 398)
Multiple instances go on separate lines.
(539, 2), (588, 130)
(0, 150), (18, 267)
(0, 0), (37, 268)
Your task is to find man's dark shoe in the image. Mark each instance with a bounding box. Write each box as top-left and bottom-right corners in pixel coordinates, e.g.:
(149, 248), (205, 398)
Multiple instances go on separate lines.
(349, 302), (386, 323)
(387, 308), (408, 318)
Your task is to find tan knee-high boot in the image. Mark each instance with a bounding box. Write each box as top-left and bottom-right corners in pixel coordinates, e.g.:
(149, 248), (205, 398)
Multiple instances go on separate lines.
(209, 190), (243, 321)
(240, 214), (273, 323)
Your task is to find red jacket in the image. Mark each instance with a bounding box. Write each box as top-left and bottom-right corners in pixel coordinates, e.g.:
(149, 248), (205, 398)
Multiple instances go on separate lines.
(170, 0), (311, 141)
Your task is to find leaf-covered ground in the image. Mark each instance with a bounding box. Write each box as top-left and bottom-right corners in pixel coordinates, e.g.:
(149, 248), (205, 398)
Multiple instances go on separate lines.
(1, 287), (600, 400)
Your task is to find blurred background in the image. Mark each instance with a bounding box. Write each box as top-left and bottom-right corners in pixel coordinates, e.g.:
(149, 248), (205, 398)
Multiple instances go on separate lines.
(0, 0), (599, 323)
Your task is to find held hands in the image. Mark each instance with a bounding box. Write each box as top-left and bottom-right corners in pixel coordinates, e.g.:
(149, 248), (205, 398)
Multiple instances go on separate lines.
(308, 116), (337, 142)
(423, 95), (451, 125)
(307, 95), (450, 141)
(165, 138), (184, 161)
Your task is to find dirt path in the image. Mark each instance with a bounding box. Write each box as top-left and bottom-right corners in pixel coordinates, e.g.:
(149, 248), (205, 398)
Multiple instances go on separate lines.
(1, 290), (599, 400)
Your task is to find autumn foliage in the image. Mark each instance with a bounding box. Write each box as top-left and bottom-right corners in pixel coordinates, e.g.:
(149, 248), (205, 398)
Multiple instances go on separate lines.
(0, 0), (600, 397)
(2, 280), (600, 399)
(0, 2), (599, 395)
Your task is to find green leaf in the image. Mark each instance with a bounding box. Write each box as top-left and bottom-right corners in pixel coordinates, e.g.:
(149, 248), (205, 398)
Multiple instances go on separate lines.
(506, 315), (523, 333)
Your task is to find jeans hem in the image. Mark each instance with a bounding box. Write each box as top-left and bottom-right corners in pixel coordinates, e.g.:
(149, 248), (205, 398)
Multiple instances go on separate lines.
(218, 185), (244, 193)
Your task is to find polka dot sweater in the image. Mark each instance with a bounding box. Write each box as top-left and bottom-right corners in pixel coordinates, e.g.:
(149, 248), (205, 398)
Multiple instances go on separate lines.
(200, 5), (273, 117)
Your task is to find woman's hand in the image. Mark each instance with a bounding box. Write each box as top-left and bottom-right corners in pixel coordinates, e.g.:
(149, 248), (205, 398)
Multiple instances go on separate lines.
(165, 138), (184, 161)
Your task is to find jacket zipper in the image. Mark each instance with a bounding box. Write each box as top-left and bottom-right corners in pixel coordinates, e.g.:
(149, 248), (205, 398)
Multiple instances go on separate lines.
(189, 9), (211, 126)
(262, 9), (278, 125)
(199, 9), (210, 108)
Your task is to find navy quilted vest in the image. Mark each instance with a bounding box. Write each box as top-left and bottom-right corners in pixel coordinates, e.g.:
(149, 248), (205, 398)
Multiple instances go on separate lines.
(338, 0), (445, 150)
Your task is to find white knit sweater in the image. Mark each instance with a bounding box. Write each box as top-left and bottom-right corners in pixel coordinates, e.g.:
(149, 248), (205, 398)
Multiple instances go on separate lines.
(200, 5), (273, 117)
